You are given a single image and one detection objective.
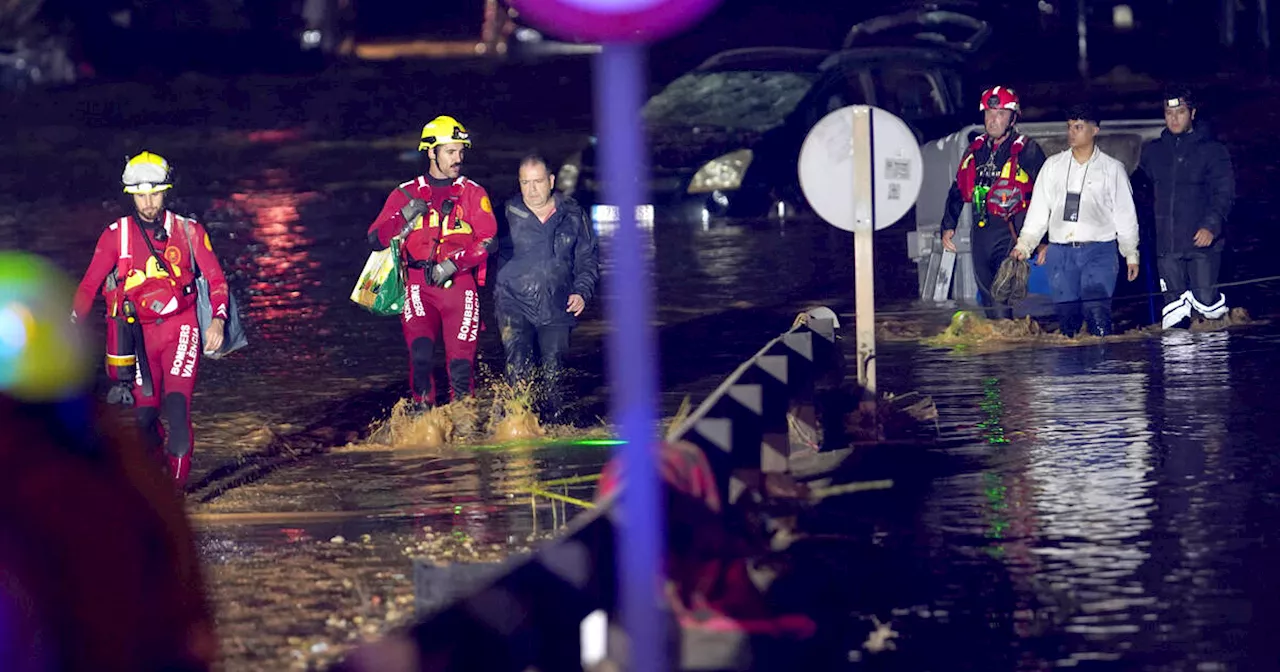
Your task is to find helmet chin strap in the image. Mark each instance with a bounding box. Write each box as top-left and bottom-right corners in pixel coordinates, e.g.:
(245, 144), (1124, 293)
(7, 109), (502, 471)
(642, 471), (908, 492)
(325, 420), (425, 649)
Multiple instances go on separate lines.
(427, 149), (448, 179)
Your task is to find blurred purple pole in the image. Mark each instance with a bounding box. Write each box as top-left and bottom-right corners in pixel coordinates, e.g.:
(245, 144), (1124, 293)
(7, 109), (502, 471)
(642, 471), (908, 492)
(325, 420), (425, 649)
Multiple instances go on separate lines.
(594, 43), (665, 671)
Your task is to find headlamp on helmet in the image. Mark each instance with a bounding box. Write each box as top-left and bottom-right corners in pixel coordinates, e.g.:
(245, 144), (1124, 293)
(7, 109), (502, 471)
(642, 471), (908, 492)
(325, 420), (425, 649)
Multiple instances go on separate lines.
(1163, 84), (1196, 109)
(418, 115), (472, 152)
(122, 152), (173, 195)
(980, 86), (1021, 114)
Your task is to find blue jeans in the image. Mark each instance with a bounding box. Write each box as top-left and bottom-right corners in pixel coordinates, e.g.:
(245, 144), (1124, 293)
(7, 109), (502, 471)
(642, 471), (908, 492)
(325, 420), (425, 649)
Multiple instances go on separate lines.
(1046, 241), (1119, 336)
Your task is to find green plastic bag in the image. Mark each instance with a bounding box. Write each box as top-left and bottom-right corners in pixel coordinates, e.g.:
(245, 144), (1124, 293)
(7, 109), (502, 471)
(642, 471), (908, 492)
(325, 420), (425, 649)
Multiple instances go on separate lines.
(350, 238), (407, 317)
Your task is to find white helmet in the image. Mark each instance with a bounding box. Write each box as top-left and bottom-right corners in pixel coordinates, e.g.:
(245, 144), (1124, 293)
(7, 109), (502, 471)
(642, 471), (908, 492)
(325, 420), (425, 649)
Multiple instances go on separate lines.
(122, 152), (173, 195)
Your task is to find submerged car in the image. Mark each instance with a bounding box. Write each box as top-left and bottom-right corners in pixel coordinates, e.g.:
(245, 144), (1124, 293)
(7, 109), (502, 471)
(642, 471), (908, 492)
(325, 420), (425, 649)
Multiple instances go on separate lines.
(557, 45), (969, 223)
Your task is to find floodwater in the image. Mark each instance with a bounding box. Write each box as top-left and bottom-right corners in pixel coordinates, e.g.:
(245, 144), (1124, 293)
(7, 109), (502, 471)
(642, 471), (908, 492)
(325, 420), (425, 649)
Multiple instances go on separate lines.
(2, 56), (1278, 670)
(788, 331), (1280, 670)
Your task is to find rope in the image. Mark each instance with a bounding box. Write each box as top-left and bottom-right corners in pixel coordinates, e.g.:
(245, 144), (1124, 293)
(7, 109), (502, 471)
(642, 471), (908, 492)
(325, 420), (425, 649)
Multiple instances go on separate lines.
(809, 479), (895, 500)
(525, 486), (597, 509)
(536, 473), (603, 488)
(844, 272), (1280, 321)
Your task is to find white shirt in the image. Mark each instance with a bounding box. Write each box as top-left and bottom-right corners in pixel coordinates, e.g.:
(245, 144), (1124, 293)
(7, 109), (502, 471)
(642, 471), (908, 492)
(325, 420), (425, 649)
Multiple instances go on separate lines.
(1016, 146), (1140, 264)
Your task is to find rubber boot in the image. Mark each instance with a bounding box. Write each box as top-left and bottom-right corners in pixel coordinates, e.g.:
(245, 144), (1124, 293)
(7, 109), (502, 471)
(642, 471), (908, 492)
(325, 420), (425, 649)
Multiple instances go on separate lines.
(1086, 305), (1113, 337)
(1056, 301), (1084, 338)
(168, 454), (192, 491)
(137, 408), (168, 471)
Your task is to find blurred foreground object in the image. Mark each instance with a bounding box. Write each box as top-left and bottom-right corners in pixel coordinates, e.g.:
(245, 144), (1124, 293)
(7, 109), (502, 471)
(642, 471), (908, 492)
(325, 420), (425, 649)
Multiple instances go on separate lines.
(0, 38), (78, 92)
(0, 251), (92, 402)
(0, 252), (216, 670)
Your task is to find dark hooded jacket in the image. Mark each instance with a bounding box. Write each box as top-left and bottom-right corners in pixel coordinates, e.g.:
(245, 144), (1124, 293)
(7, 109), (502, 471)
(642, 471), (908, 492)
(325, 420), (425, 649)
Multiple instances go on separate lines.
(1137, 124), (1235, 254)
(494, 194), (600, 328)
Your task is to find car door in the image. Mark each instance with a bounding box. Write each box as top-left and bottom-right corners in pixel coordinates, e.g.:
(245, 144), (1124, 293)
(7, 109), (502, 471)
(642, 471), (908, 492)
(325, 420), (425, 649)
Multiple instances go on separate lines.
(761, 67), (873, 201)
(870, 65), (955, 142)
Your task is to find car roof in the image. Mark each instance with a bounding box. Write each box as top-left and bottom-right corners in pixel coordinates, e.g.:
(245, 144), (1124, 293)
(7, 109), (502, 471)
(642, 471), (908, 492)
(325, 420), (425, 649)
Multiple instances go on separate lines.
(692, 44), (966, 79)
(694, 47), (835, 74)
(821, 45), (968, 70)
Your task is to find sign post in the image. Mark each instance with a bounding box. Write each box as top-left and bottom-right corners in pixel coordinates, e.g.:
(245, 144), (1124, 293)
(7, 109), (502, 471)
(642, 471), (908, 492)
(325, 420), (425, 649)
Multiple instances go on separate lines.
(850, 107), (877, 397)
(798, 105), (924, 407)
(511, 2), (721, 670)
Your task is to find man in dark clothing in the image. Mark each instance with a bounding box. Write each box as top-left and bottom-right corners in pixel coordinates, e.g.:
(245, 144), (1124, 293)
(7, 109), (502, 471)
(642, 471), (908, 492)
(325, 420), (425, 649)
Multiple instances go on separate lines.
(495, 155), (600, 421)
(941, 85), (1048, 319)
(1138, 86), (1236, 329)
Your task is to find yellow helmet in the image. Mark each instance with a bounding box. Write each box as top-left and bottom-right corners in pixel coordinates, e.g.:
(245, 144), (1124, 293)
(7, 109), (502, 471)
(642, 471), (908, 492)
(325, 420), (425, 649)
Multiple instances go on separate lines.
(418, 116), (471, 151)
(122, 151), (173, 195)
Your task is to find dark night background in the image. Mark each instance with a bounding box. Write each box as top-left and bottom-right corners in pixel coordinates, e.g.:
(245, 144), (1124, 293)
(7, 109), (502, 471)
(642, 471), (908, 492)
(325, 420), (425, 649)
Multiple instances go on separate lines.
(3, 1), (1280, 670)
(15, 0), (1280, 85)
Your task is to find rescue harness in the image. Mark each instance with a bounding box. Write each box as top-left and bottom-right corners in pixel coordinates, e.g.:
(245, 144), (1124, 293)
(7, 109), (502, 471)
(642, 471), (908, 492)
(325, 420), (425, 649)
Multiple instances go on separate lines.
(956, 133), (1034, 231)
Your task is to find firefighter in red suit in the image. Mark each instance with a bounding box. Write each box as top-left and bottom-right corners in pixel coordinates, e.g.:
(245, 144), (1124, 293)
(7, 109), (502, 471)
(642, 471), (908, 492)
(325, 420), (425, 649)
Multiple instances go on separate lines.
(366, 116), (498, 408)
(71, 151), (231, 488)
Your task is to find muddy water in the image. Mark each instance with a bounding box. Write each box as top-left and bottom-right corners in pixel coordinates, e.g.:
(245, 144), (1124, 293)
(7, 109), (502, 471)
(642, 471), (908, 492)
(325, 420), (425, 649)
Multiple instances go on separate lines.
(3, 58), (1280, 670)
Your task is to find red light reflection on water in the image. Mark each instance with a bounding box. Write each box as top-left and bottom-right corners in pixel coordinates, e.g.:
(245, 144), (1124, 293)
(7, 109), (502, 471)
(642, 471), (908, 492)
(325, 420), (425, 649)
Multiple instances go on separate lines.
(227, 191), (323, 336)
(245, 129), (305, 144)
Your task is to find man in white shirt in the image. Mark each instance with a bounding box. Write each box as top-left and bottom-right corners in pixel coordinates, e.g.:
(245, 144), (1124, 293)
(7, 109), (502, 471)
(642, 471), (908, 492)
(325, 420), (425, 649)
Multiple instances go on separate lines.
(1013, 104), (1140, 337)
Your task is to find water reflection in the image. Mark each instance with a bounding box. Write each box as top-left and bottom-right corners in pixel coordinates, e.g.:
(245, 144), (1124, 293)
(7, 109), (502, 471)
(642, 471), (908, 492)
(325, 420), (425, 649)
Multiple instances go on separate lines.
(892, 332), (1276, 670)
(593, 216), (854, 315)
(1022, 355), (1154, 663)
(195, 442), (605, 552)
(972, 375), (1045, 645)
(1142, 331), (1241, 669)
(224, 188), (324, 337)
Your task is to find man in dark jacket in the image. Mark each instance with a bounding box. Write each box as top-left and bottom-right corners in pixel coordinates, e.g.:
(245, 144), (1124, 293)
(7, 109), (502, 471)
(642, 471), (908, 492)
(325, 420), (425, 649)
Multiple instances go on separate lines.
(495, 155), (600, 421)
(941, 86), (1048, 319)
(1138, 86), (1236, 329)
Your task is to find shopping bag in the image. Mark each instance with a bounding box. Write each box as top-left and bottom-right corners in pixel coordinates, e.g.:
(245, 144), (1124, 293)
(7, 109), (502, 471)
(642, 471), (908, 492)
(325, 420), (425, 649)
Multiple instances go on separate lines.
(351, 238), (407, 317)
(183, 220), (249, 360)
(195, 276), (249, 359)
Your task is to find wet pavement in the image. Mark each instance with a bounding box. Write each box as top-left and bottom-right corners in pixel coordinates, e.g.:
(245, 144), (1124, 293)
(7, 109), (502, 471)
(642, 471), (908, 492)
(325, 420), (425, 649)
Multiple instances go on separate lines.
(3, 56), (1279, 670)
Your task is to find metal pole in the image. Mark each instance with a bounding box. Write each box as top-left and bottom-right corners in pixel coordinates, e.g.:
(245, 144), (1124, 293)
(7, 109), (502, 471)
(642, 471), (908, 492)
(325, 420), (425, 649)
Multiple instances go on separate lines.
(1223, 0), (1237, 47)
(851, 106), (876, 400)
(1260, 0), (1271, 52)
(1077, 0), (1090, 80)
(593, 44), (666, 672)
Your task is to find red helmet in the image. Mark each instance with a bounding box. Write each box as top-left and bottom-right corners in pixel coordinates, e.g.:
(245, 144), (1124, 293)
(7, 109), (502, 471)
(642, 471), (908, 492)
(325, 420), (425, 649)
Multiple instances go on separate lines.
(980, 86), (1020, 114)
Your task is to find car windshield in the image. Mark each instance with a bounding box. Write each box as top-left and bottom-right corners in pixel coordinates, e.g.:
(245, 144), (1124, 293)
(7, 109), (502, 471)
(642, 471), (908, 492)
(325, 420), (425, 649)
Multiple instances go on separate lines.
(641, 70), (820, 132)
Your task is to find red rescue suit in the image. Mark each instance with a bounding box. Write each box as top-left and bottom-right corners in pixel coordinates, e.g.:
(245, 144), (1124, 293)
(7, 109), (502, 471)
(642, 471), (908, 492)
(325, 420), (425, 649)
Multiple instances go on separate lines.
(73, 211), (229, 468)
(367, 175), (498, 405)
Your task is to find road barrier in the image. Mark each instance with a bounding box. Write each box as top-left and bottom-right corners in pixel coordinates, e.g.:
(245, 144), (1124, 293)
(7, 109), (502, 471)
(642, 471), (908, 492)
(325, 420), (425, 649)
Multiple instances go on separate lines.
(336, 309), (849, 671)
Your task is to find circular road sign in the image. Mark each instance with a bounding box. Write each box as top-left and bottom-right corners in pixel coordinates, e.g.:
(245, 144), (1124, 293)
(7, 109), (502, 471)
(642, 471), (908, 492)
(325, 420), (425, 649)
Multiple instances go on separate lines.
(798, 105), (924, 232)
(509, 0), (721, 43)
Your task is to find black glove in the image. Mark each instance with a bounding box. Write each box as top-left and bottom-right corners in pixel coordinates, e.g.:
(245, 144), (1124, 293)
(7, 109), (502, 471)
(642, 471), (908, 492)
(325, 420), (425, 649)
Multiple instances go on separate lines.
(430, 259), (457, 287)
(397, 198), (429, 237)
(106, 381), (135, 406)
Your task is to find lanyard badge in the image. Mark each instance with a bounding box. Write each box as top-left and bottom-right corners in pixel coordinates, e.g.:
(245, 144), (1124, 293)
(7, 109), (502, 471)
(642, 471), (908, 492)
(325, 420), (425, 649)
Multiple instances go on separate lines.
(1063, 192), (1082, 222)
(1062, 159), (1091, 222)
